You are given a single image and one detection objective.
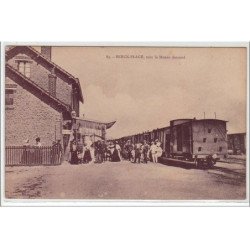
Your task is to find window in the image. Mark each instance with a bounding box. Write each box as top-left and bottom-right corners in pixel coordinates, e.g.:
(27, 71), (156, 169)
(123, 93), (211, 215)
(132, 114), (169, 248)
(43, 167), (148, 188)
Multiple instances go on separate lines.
(214, 138), (218, 143)
(18, 61), (31, 78)
(203, 138), (206, 142)
(198, 147), (202, 151)
(18, 62), (25, 74)
(208, 129), (212, 133)
(25, 63), (30, 77)
(5, 89), (14, 106)
(219, 146), (222, 152)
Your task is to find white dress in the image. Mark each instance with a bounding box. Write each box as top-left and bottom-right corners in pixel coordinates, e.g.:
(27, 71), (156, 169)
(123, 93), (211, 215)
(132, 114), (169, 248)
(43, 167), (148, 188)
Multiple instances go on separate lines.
(156, 146), (163, 157)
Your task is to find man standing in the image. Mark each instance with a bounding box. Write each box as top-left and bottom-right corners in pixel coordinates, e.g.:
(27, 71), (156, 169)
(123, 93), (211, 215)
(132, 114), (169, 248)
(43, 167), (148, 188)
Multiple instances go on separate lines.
(52, 139), (63, 164)
(150, 141), (157, 163)
(124, 140), (133, 161)
(142, 140), (149, 163)
(134, 142), (142, 164)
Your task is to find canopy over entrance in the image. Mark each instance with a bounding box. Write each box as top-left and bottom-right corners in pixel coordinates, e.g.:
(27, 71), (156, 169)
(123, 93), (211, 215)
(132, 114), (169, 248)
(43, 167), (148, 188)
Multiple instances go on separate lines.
(74, 118), (116, 142)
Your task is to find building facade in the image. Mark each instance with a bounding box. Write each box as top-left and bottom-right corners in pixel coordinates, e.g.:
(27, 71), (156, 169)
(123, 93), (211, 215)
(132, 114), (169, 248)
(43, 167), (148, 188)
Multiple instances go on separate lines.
(5, 46), (116, 162)
(5, 46), (83, 147)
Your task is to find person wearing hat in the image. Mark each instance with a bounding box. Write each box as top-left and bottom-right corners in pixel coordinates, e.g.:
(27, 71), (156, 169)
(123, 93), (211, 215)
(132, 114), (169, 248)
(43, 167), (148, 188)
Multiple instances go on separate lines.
(35, 137), (42, 147)
(34, 137), (42, 164)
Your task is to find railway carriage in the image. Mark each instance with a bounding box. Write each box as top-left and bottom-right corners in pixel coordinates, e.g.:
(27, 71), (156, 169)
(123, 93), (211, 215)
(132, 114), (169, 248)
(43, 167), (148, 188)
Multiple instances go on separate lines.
(113, 118), (228, 167)
(168, 119), (228, 167)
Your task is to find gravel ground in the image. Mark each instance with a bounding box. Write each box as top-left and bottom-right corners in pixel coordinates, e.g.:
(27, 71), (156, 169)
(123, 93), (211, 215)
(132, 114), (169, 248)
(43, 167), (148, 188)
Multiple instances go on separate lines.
(5, 160), (246, 200)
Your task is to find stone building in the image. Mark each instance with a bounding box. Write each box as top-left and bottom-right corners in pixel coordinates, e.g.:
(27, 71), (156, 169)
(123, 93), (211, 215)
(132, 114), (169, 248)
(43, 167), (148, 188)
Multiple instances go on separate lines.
(5, 46), (83, 146)
(5, 46), (116, 154)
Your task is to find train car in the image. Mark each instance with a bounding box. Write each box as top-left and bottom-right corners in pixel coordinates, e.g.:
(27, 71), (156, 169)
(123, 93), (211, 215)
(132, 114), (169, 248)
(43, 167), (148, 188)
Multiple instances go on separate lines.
(149, 127), (170, 156)
(227, 133), (246, 155)
(112, 118), (228, 167)
(169, 119), (228, 167)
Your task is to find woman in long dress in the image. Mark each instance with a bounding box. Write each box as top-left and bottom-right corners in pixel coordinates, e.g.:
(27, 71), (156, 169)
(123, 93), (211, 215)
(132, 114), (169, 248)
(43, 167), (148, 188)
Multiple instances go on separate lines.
(82, 143), (92, 163)
(112, 141), (121, 162)
(155, 141), (163, 163)
(71, 141), (78, 164)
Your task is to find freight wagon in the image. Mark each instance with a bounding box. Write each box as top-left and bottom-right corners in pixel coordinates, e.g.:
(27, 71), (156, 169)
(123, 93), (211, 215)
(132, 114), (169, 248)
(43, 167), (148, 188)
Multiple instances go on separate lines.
(168, 119), (227, 167)
(227, 133), (246, 155)
(113, 118), (228, 168)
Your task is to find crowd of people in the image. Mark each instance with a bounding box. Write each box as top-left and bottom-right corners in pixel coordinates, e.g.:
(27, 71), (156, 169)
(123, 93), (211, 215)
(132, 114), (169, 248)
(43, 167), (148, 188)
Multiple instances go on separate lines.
(69, 140), (122, 164)
(68, 138), (163, 165)
(20, 136), (163, 166)
(122, 139), (163, 164)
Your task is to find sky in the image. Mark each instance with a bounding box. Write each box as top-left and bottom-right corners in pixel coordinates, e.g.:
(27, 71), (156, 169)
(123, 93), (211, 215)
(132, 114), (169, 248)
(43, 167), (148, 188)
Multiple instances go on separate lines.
(43, 46), (247, 138)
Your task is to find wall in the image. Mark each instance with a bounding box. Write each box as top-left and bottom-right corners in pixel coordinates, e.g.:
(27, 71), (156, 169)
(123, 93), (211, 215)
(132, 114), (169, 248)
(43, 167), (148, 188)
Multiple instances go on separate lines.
(5, 77), (63, 146)
(8, 52), (72, 107)
(192, 120), (227, 156)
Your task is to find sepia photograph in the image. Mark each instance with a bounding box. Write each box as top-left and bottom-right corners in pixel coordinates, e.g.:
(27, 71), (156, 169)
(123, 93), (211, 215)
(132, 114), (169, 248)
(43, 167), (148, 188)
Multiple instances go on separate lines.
(2, 44), (248, 204)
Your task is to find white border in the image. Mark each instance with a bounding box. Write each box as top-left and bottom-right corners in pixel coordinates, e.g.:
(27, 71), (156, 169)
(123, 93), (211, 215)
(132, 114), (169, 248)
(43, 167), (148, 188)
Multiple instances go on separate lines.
(1, 42), (249, 207)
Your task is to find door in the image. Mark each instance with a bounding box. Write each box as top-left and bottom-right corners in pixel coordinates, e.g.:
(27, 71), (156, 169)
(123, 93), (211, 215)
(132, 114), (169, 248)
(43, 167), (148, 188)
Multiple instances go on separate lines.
(165, 134), (171, 156)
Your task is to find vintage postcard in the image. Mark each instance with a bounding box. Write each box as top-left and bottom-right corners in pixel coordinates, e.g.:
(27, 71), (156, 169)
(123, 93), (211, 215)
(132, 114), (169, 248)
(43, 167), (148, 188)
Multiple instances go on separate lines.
(1, 43), (249, 206)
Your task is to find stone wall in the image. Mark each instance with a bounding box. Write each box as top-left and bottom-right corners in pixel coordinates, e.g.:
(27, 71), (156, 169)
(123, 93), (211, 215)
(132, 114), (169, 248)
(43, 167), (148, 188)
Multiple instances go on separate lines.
(5, 77), (63, 146)
(8, 52), (72, 106)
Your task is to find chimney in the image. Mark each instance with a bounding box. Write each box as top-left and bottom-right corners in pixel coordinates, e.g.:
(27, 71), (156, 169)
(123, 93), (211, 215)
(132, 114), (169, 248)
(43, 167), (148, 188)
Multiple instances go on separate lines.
(41, 46), (52, 60)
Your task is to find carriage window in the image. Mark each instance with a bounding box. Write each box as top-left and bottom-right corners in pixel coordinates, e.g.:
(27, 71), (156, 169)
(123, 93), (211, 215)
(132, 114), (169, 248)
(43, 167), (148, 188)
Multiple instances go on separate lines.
(203, 138), (206, 142)
(219, 146), (222, 152)
(208, 129), (212, 133)
(214, 138), (218, 143)
(198, 147), (202, 151)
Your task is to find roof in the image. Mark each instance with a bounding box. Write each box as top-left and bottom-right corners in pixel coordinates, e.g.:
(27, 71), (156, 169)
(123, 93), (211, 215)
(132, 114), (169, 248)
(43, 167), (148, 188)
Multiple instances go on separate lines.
(76, 117), (116, 129)
(5, 46), (83, 103)
(6, 64), (71, 113)
(106, 121), (116, 129)
(192, 119), (228, 123)
(228, 132), (246, 136)
(171, 118), (227, 123)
